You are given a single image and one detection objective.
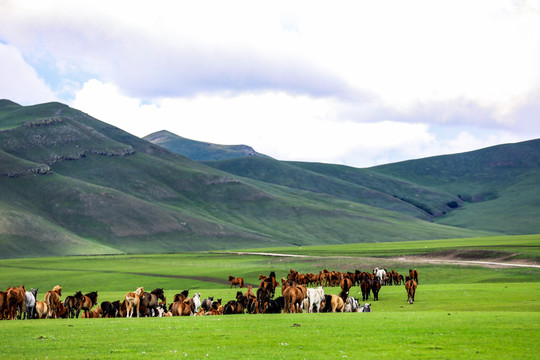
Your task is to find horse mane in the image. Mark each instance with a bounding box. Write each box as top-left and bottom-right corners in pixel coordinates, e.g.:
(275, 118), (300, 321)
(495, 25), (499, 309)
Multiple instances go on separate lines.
(151, 288), (164, 296)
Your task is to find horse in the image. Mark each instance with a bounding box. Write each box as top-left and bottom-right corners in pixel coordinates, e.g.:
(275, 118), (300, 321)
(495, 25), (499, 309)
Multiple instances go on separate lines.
(360, 280), (371, 301)
(34, 301), (49, 319)
(24, 288), (38, 320)
(173, 290), (189, 303)
(6, 286), (26, 320)
(192, 293), (201, 313)
(371, 277), (381, 301)
(77, 291), (98, 318)
(228, 276), (245, 288)
(320, 294), (344, 312)
(139, 288), (165, 317)
(409, 269), (419, 284)
(282, 281), (305, 313)
(358, 303), (372, 312)
(305, 286), (325, 313)
(405, 278), (417, 304)
(63, 294), (79, 318)
(200, 296), (214, 313)
(100, 301), (118, 318)
(260, 271), (279, 298)
(343, 296), (359, 312)
(373, 268), (387, 285)
(0, 290), (7, 320)
(170, 297), (195, 316)
(266, 296), (285, 314)
(125, 287), (144, 318)
(44, 285), (62, 318)
(256, 286), (271, 313)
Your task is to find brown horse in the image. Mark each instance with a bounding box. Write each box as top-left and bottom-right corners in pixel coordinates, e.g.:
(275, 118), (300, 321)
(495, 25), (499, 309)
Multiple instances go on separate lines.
(282, 281), (305, 313)
(6, 286), (26, 319)
(228, 276), (245, 288)
(139, 288), (166, 317)
(170, 298), (194, 316)
(125, 287), (144, 318)
(360, 280), (371, 301)
(260, 271), (278, 297)
(409, 269), (419, 284)
(44, 285), (62, 318)
(64, 293), (82, 318)
(0, 290), (7, 320)
(405, 278), (417, 304)
(34, 301), (49, 319)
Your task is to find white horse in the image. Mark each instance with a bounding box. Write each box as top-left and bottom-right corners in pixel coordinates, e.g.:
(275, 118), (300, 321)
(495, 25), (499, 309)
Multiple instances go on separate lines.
(306, 286), (325, 313)
(192, 293), (201, 313)
(373, 268), (386, 284)
(24, 288), (38, 319)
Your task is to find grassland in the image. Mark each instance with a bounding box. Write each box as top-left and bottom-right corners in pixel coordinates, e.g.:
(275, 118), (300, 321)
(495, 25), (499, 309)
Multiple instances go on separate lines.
(0, 236), (539, 359)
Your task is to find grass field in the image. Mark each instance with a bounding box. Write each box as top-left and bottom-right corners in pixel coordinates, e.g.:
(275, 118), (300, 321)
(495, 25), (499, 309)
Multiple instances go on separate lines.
(1, 235), (539, 359)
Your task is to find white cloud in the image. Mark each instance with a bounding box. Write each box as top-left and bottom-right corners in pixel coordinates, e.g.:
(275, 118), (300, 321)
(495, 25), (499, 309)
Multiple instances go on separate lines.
(0, 43), (56, 104)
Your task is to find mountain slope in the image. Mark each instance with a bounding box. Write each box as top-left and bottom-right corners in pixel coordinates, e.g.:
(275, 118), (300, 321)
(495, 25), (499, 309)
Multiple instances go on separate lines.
(144, 130), (268, 161)
(0, 100), (487, 259)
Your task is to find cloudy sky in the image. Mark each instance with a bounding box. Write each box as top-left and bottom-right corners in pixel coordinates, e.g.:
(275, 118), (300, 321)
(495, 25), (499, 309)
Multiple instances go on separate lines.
(1, 0), (540, 167)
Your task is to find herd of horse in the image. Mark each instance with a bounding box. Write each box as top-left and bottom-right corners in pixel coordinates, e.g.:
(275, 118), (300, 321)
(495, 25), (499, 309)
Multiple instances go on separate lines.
(0, 268), (418, 320)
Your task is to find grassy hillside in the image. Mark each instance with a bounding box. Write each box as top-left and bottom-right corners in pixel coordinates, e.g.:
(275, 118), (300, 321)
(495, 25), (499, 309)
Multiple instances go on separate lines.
(144, 130), (268, 161)
(0, 100), (489, 259)
(204, 140), (540, 235)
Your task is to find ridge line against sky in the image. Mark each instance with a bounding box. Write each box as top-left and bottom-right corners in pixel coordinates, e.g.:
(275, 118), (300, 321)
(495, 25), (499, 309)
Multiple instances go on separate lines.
(1, 0), (540, 167)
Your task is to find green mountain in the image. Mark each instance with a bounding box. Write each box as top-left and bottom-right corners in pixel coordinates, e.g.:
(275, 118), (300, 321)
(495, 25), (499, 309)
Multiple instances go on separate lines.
(203, 140), (540, 236)
(143, 130), (268, 161)
(0, 100), (522, 259)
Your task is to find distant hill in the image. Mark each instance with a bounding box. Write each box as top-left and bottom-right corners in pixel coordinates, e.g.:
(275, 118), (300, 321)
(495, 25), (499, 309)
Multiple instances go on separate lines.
(0, 100), (490, 259)
(144, 130), (269, 161)
(203, 140), (540, 236)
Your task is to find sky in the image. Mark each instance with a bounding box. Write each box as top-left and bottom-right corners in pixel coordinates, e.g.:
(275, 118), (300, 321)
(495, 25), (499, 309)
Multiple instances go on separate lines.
(1, 0), (540, 167)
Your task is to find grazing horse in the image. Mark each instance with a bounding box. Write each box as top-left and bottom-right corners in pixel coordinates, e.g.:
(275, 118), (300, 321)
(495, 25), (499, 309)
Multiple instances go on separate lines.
(228, 276), (245, 288)
(44, 285), (62, 318)
(405, 278), (417, 304)
(7, 286), (26, 320)
(139, 288), (166, 317)
(305, 286), (325, 313)
(77, 291), (98, 318)
(409, 269), (419, 284)
(125, 287), (144, 318)
(24, 288), (38, 320)
(34, 301), (49, 319)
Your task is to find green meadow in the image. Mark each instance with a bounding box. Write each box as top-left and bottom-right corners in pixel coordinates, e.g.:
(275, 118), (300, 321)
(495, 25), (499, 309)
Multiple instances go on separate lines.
(1, 235), (539, 359)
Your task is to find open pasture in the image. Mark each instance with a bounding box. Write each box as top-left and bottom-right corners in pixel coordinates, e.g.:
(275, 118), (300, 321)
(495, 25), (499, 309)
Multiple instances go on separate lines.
(1, 235), (539, 359)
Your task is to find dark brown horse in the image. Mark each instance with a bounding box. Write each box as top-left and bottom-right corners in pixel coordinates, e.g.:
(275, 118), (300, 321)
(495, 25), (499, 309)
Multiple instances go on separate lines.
(360, 280), (371, 301)
(228, 276), (245, 288)
(371, 277), (381, 301)
(77, 291), (98, 318)
(64, 293), (82, 318)
(173, 290), (189, 303)
(409, 269), (419, 284)
(170, 297), (194, 316)
(260, 271), (278, 298)
(139, 288), (166, 317)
